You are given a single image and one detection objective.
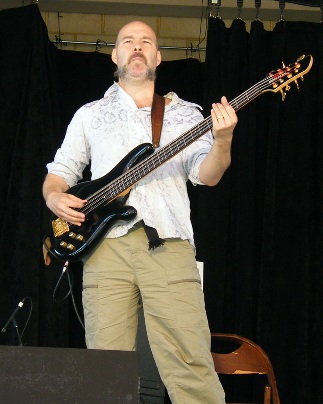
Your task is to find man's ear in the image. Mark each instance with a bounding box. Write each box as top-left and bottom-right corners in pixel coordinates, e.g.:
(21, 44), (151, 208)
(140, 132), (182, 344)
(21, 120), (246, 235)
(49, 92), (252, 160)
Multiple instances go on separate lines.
(112, 48), (117, 64)
(157, 50), (162, 67)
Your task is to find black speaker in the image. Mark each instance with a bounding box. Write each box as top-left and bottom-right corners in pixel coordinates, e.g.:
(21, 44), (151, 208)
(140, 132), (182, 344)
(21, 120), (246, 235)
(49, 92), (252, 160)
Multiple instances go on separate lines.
(0, 345), (138, 403)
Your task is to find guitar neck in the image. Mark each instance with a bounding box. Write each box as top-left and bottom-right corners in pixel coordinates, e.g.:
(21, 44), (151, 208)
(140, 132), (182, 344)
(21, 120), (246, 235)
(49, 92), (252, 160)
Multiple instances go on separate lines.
(113, 75), (272, 190)
(88, 71), (284, 207)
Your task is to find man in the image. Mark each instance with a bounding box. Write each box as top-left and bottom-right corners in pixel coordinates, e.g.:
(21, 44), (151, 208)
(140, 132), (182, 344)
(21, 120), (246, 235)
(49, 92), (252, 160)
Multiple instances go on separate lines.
(43, 21), (237, 403)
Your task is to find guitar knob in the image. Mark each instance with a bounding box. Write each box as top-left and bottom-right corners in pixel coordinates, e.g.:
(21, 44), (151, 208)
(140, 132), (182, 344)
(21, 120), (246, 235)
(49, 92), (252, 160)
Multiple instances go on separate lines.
(69, 232), (76, 238)
(76, 234), (85, 241)
(280, 89), (286, 101)
(66, 243), (75, 251)
(294, 79), (300, 90)
(59, 241), (67, 248)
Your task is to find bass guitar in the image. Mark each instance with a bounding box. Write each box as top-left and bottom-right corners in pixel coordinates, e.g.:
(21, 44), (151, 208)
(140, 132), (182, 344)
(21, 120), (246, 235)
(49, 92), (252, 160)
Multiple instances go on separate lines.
(44, 54), (313, 262)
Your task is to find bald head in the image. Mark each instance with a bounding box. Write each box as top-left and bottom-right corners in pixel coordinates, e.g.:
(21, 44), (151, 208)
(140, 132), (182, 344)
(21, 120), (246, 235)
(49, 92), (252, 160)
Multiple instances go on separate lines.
(115, 21), (158, 49)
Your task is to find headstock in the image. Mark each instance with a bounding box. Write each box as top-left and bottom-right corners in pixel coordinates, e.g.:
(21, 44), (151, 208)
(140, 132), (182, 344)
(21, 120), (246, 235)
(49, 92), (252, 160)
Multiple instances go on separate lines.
(265, 54), (313, 101)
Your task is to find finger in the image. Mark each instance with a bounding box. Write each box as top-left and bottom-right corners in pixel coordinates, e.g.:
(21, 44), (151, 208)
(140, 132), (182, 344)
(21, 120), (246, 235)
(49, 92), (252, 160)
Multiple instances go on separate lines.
(220, 96), (237, 119)
(55, 200), (86, 225)
(65, 206), (85, 219)
(212, 103), (225, 117)
(58, 212), (85, 227)
(61, 194), (87, 214)
(221, 95), (229, 106)
(66, 193), (87, 207)
(43, 239), (52, 266)
(212, 102), (223, 114)
(59, 206), (85, 223)
(45, 253), (51, 266)
(211, 105), (226, 126)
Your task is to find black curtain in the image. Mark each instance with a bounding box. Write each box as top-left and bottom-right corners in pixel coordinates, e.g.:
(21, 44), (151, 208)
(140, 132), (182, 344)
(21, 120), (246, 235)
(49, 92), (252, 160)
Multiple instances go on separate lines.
(0, 4), (322, 404)
(199, 16), (323, 404)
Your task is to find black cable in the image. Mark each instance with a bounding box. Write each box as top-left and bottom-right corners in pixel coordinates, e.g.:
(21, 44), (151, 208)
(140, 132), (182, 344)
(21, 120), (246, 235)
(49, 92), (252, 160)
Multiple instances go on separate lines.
(52, 261), (73, 303)
(52, 261), (85, 330)
(20, 296), (33, 339)
(66, 267), (85, 330)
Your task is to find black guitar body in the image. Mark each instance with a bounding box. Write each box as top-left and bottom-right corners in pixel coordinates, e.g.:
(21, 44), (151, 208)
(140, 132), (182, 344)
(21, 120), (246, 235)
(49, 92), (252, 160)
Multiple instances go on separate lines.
(46, 143), (155, 262)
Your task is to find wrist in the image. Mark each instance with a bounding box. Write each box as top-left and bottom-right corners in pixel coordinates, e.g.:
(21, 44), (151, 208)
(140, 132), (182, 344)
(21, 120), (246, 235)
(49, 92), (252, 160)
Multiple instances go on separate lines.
(212, 136), (232, 154)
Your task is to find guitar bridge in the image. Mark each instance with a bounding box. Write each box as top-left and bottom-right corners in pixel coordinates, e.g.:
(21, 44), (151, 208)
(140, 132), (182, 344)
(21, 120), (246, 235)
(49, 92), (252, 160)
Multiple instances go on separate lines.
(52, 218), (70, 237)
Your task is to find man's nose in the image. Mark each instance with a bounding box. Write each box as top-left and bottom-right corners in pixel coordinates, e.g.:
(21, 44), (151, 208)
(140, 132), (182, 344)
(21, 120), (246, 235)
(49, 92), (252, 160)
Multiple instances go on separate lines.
(134, 43), (142, 52)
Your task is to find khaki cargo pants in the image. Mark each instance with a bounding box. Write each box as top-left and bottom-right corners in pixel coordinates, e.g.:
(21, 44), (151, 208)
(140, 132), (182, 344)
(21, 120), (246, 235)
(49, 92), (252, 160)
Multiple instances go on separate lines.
(82, 222), (225, 404)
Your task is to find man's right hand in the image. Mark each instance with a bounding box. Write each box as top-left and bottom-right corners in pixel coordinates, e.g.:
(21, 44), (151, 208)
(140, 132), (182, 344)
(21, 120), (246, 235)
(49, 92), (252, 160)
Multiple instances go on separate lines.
(43, 173), (87, 226)
(46, 191), (87, 226)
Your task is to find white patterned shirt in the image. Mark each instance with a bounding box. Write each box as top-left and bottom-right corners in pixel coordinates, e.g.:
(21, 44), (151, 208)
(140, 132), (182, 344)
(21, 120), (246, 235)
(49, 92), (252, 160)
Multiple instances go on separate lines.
(47, 83), (214, 246)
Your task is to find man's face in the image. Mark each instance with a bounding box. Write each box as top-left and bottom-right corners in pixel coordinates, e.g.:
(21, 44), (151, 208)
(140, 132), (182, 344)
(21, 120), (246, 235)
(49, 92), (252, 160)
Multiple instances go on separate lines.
(112, 21), (161, 82)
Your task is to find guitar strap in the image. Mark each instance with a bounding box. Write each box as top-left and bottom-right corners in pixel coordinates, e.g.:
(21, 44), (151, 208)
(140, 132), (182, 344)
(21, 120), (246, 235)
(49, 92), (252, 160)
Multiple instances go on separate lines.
(151, 93), (165, 148)
(143, 93), (166, 250)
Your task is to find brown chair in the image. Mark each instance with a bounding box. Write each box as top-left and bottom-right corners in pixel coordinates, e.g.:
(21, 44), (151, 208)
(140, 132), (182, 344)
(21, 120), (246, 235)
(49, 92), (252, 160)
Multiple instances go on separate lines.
(211, 333), (280, 404)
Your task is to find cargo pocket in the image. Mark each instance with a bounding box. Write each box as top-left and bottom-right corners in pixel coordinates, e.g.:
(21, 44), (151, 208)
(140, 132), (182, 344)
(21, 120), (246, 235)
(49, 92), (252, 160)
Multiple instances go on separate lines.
(82, 271), (98, 342)
(165, 242), (207, 329)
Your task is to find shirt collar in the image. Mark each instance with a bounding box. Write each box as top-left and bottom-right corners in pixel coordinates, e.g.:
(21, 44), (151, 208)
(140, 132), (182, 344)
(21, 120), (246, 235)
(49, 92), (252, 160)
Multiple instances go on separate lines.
(104, 83), (202, 111)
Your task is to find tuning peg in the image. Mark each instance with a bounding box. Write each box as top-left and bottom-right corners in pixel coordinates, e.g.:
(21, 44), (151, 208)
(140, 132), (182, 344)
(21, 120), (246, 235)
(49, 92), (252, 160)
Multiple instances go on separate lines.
(285, 84), (291, 92)
(280, 89), (286, 101)
(282, 61), (286, 68)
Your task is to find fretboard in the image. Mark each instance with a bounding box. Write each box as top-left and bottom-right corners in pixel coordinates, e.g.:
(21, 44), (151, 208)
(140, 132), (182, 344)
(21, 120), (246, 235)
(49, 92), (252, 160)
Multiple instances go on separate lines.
(87, 73), (277, 209)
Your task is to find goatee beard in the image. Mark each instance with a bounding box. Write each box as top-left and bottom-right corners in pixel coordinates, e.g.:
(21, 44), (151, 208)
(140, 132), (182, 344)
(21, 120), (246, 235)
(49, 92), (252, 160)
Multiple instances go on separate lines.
(114, 64), (156, 82)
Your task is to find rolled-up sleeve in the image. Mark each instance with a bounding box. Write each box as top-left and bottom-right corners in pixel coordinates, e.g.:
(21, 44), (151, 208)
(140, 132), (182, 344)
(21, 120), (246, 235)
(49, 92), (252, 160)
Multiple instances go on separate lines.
(181, 108), (213, 186)
(46, 107), (90, 188)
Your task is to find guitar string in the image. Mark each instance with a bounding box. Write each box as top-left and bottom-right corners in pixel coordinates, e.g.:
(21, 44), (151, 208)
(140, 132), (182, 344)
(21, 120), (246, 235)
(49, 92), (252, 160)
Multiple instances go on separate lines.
(79, 73), (283, 215)
(81, 70), (292, 215)
(73, 59), (306, 218)
(79, 70), (291, 216)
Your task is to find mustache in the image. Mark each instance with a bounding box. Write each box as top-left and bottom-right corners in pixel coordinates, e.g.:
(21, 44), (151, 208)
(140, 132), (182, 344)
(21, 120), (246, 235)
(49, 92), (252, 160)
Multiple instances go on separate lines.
(129, 53), (147, 64)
